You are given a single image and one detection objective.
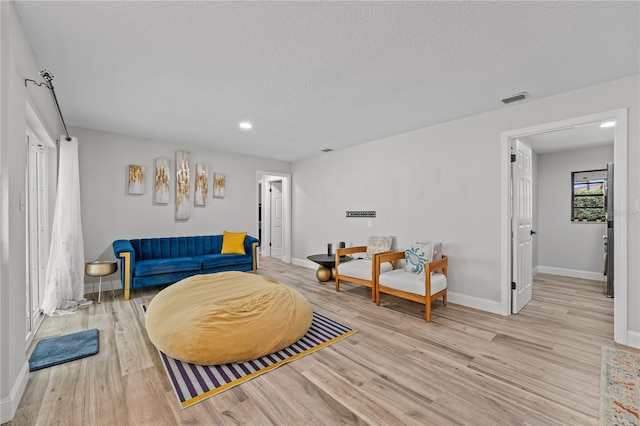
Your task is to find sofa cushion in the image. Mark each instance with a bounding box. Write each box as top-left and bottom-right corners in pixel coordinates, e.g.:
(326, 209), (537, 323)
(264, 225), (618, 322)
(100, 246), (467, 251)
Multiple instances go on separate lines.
(379, 269), (447, 296)
(221, 231), (247, 255)
(337, 259), (393, 281)
(134, 257), (201, 277)
(196, 253), (251, 269)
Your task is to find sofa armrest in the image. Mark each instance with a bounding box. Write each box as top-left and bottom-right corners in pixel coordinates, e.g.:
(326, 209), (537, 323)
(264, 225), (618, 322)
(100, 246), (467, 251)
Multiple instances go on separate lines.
(113, 239), (135, 300)
(244, 235), (260, 272)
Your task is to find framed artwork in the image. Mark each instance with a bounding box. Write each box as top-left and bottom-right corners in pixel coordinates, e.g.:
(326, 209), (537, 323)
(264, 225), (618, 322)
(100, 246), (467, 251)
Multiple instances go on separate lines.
(213, 173), (226, 198)
(154, 158), (170, 204)
(194, 163), (209, 206)
(128, 164), (145, 194)
(175, 150), (190, 219)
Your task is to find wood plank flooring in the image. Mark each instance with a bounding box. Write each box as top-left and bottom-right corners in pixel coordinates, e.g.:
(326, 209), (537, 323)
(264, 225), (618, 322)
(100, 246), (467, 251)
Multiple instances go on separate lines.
(6, 259), (630, 426)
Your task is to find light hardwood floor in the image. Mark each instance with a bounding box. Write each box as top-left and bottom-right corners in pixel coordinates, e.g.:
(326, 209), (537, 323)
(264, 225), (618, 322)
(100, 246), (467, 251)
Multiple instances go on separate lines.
(6, 257), (629, 425)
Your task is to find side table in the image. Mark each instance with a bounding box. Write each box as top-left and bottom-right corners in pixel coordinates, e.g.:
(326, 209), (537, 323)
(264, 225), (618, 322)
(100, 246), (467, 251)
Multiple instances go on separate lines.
(307, 254), (351, 282)
(85, 260), (118, 304)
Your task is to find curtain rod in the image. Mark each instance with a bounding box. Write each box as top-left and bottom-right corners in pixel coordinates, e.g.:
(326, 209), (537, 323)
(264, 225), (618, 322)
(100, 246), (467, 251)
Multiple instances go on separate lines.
(25, 70), (71, 141)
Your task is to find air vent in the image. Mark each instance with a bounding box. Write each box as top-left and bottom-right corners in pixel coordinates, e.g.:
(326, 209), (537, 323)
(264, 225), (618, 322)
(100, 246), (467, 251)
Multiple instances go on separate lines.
(501, 92), (529, 104)
(346, 211), (376, 218)
(321, 148), (333, 153)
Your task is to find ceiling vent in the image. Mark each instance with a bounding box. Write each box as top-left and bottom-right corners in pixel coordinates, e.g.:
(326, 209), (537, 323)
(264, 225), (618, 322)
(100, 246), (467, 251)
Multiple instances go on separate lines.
(321, 148), (333, 153)
(501, 92), (529, 104)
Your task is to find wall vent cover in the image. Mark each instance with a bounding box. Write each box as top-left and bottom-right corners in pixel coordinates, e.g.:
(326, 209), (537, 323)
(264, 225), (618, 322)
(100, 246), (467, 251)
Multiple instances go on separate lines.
(501, 92), (529, 104)
(346, 211), (376, 218)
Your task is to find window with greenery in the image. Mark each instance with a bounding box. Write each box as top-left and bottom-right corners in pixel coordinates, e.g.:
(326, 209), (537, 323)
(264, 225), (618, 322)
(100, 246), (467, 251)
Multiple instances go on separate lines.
(572, 169), (606, 222)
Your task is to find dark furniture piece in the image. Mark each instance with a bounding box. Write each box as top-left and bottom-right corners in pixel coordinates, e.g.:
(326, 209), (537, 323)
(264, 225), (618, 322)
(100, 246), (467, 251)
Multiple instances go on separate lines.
(307, 254), (350, 282)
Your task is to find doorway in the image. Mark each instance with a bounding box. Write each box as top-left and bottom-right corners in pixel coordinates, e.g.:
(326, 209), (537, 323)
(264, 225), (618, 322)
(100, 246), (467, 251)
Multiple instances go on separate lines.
(256, 171), (291, 263)
(501, 108), (628, 345)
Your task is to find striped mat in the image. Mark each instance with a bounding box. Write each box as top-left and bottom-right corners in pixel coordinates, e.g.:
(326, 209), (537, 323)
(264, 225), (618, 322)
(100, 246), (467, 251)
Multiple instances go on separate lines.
(143, 306), (356, 409)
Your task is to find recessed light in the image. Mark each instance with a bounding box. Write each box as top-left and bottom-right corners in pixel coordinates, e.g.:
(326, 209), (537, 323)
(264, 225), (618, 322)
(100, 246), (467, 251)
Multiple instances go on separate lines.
(239, 121), (252, 130)
(600, 121), (616, 128)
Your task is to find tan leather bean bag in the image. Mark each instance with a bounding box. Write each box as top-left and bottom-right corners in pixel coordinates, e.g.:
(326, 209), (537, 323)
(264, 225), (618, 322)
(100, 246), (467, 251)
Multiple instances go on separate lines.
(145, 271), (312, 365)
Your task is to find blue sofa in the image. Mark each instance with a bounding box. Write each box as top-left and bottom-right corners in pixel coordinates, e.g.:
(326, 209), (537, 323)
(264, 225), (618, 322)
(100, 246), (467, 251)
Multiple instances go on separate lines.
(113, 234), (260, 300)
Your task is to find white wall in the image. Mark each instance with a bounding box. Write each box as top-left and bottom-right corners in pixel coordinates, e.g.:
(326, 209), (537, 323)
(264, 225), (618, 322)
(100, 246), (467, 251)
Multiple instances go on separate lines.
(537, 145), (613, 279)
(0, 2), (63, 422)
(291, 75), (639, 334)
(72, 126), (291, 283)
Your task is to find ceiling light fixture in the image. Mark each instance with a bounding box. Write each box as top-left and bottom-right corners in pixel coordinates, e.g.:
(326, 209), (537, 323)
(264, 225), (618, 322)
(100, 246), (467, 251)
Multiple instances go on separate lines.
(600, 121), (616, 128)
(321, 148), (333, 153)
(239, 121), (252, 130)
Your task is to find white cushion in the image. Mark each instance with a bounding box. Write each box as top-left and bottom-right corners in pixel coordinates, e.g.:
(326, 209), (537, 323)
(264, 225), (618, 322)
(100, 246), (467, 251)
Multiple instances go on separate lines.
(338, 259), (393, 281)
(379, 269), (447, 296)
(365, 236), (393, 260)
(404, 243), (434, 274)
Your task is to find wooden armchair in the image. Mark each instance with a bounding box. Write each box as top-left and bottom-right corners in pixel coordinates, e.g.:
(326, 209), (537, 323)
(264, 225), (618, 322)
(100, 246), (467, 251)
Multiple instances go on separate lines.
(375, 251), (448, 321)
(335, 246), (393, 302)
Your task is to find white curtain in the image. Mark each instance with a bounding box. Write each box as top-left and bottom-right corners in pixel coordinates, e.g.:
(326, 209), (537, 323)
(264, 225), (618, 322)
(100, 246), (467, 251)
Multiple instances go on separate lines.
(41, 136), (87, 316)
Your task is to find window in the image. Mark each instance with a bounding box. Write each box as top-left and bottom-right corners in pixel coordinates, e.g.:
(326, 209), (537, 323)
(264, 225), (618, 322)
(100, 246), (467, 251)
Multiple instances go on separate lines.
(572, 169), (606, 222)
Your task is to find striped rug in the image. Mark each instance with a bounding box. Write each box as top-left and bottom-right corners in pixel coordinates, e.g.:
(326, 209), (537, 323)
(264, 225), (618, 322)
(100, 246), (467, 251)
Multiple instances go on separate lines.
(143, 306), (356, 409)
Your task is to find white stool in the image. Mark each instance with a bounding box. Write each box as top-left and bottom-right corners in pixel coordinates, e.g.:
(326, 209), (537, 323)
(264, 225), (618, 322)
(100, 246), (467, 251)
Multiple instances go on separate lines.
(85, 260), (118, 304)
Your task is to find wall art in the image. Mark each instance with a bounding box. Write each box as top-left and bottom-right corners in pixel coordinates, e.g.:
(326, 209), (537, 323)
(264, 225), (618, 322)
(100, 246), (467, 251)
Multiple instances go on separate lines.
(154, 158), (170, 204)
(213, 173), (226, 198)
(128, 164), (145, 194)
(175, 150), (190, 219)
(195, 163), (209, 206)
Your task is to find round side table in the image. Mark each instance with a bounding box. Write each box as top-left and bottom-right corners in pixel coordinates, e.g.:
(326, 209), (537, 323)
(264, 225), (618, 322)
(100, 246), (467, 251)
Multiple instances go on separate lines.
(306, 254), (351, 282)
(85, 260), (118, 304)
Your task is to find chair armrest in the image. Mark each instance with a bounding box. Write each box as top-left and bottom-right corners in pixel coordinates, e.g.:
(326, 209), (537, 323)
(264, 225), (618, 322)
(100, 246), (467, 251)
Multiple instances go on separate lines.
(426, 255), (448, 276)
(376, 250), (406, 265)
(336, 246), (367, 267)
(113, 239), (134, 300)
(336, 246), (367, 256)
(373, 251), (402, 277)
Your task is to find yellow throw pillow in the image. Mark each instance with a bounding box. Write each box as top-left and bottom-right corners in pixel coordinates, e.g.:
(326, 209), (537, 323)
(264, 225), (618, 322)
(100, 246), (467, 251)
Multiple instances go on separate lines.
(221, 231), (247, 254)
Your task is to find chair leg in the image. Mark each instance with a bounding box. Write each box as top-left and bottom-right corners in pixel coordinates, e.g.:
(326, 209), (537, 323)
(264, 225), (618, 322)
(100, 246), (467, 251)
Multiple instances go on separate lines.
(335, 278), (340, 292)
(425, 297), (431, 322)
(443, 292), (447, 306)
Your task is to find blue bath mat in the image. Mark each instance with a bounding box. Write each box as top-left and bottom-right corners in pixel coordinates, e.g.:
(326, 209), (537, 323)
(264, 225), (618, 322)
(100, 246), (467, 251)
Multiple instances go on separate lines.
(29, 328), (99, 372)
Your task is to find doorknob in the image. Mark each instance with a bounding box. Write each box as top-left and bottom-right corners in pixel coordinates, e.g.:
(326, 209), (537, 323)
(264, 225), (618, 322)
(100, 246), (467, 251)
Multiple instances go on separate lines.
(531, 230), (537, 236)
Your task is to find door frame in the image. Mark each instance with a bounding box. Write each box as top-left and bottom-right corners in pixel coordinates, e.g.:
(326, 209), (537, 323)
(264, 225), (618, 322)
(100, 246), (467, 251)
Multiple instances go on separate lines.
(500, 108), (628, 344)
(256, 171), (291, 263)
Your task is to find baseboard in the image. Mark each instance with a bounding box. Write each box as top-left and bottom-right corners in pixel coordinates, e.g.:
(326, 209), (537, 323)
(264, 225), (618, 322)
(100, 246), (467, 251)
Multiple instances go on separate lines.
(83, 278), (122, 297)
(532, 265), (540, 276)
(447, 292), (502, 315)
(0, 361), (29, 423)
(627, 331), (640, 349)
(291, 257), (317, 270)
(536, 266), (606, 282)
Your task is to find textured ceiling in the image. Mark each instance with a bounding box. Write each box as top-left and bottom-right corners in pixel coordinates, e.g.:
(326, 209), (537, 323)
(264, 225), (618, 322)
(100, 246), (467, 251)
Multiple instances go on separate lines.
(14, 1), (639, 161)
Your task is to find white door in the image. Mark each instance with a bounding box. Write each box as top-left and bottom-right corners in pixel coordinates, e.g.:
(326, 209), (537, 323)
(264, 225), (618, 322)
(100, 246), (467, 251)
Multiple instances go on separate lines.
(270, 181), (284, 257)
(512, 138), (533, 313)
(26, 130), (47, 344)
